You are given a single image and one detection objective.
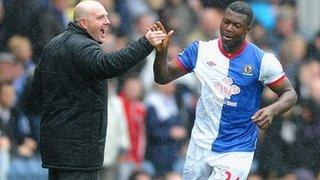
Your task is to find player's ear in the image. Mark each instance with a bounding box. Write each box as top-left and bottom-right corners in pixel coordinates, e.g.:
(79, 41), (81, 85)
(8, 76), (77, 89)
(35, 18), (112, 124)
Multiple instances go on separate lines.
(245, 25), (252, 34)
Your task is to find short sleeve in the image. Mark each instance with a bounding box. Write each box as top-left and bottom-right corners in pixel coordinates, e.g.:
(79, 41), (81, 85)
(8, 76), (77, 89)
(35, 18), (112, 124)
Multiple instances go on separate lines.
(259, 53), (285, 86)
(176, 41), (199, 72)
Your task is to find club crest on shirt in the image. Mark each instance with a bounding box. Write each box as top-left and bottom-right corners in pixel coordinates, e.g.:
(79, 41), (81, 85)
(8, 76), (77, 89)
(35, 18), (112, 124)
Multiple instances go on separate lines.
(243, 64), (253, 76)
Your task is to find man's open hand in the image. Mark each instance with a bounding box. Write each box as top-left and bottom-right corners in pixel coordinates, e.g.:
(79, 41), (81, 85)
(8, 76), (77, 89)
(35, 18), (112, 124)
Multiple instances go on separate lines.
(148, 21), (174, 52)
(145, 23), (167, 47)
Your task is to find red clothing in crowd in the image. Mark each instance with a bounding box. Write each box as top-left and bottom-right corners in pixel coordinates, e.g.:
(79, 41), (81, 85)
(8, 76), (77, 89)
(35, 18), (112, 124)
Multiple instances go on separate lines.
(119, 92), (146, 166)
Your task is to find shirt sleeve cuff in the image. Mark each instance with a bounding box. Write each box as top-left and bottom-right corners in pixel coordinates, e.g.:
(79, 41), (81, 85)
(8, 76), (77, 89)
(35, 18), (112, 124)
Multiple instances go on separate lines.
(173, 57), (190, 73)
(267, 75), (286, 88)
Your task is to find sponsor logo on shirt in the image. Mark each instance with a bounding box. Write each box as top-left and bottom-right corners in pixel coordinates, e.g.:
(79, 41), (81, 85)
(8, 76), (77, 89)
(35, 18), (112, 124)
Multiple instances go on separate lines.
(213, 77), (240, 99)
(213, 77), (240, 107)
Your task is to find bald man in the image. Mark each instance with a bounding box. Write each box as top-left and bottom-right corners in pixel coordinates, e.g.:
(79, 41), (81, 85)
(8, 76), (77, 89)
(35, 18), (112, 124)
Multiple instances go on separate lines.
(23, 1), (166, 179)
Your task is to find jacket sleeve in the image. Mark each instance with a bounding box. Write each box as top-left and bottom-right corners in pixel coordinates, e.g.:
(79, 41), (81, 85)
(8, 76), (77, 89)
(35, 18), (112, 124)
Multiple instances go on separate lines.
(73, 36), (154, 79)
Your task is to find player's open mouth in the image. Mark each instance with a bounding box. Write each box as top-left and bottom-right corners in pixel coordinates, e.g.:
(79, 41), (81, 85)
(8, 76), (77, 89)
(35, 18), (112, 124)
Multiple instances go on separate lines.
(223, 34), (233, 41)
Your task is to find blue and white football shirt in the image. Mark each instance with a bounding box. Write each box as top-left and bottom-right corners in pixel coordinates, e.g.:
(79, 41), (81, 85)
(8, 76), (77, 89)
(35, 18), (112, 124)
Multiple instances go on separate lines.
(174, 38), (285, 152)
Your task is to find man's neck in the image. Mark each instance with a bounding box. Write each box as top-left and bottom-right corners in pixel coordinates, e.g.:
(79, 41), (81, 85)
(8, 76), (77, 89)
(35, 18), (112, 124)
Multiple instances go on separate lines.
(223, 40), (245, 54)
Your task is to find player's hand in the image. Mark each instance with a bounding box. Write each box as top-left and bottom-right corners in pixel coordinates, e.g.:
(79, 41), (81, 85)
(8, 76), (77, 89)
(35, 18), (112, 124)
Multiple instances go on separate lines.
(145, 24), (167, 47)
(151, 21), (174, 53)
(251, 106), (275, 130)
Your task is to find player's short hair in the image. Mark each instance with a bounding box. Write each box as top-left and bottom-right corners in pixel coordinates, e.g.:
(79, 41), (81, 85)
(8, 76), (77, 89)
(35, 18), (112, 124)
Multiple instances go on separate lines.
(227, 1), (253, 26)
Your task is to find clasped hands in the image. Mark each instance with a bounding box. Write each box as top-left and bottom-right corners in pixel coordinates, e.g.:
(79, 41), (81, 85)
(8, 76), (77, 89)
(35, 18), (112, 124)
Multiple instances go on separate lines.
(145, 21), (174, 52)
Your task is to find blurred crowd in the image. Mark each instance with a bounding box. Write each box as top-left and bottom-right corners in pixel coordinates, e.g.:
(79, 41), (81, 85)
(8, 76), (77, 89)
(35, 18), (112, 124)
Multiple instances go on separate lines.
(0, 0), (319, 179)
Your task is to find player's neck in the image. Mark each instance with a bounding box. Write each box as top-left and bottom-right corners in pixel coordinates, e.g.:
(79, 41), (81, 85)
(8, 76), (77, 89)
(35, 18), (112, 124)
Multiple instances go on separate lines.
(223, 40), (246, 54)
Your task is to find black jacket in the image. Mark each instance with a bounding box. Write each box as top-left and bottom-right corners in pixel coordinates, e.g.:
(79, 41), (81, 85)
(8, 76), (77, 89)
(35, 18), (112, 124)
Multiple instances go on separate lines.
(23, 22), (153, 170)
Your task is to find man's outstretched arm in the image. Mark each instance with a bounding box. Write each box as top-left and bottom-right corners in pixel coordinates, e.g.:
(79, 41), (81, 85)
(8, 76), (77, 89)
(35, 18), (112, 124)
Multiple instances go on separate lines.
(74, 24), (166, 79)
(152, 21), (187, 84)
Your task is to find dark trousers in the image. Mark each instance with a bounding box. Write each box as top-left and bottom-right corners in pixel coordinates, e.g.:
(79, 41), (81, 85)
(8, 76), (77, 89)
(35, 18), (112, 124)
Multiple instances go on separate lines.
(48, 169), (99, 180)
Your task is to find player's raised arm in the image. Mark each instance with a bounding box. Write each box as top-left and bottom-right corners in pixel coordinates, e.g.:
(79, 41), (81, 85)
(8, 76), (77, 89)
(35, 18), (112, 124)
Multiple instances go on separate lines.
(153, 21), (188, 84)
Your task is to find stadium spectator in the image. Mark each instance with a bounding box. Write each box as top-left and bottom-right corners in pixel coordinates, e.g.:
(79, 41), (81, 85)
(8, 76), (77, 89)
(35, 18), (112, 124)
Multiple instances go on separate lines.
(144, 82), (187, 177)
(0, 82), (15, 180)
(100, 80), (129, 180)
(7, 35), (35, 98)
(0, 52), (22, 83)
(118, 77), (147, 180)
(306, 31), (320, 61)
(128, 170), (151, 180)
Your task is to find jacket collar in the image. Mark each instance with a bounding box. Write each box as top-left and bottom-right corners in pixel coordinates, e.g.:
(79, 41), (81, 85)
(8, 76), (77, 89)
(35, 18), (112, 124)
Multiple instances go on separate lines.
(67, 21), (99, 43)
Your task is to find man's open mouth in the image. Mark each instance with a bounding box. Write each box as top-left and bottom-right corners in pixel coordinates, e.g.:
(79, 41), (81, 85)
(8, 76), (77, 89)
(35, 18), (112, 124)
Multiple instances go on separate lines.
(100, 29), (106, 35)
(222, 34), (233, 41)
